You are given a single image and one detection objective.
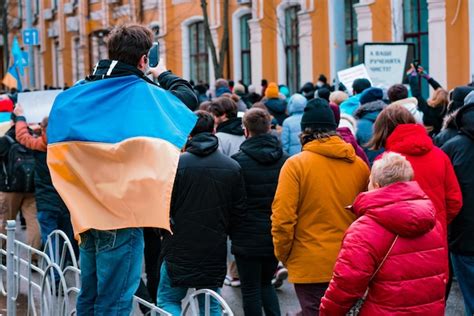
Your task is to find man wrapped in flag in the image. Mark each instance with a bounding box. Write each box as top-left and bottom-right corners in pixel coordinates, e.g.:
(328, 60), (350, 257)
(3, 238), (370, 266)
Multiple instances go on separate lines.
(46, 24), (198, 315)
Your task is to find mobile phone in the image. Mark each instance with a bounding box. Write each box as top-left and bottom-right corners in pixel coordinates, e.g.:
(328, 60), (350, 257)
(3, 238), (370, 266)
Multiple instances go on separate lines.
(413, 59), (420, 72)
(148, 42), (160, 68)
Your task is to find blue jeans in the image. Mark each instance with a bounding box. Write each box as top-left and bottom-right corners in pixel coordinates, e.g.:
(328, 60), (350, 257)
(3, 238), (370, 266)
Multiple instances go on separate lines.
(157, 261), (221, 316)
(76, 228), (144, 316)
(37, 209), (78, 258)
(451, 253), (474, 315)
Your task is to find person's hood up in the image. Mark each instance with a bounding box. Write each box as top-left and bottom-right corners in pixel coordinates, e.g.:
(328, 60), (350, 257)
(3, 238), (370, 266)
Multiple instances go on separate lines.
(337, 127), (359, 150)
(353, 181), (436, 238)
(449, 86), (474, 113)
(386, 124), (433, 156)
(303, 135), (356, 163)
(216, 117), (244, 136)
(240, 133), (283, 164)
(456, 103), (474, 139)
(288, 93), (307, 115)
(216, 86), (232, 97)
(338, 114), (357, 135)
(354, 100), (386, 120)
(186, 132), (219, 156)
(264, 98), (287, 114)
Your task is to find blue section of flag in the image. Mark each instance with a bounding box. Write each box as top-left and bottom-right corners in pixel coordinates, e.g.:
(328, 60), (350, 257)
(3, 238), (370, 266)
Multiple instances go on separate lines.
(7, 66), (22, 91)
(11, 37), (25, 76)
(47, 75), (197, 149)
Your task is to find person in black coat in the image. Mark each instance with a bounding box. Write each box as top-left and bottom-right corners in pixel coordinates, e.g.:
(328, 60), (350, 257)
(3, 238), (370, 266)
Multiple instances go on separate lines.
(231, 108), (288, 316)
(441, 102), (474, 315)
(158, 110), (246, 315)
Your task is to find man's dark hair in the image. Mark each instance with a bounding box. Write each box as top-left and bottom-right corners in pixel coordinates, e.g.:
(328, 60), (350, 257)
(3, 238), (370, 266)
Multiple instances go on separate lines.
(208, 97), (238, 118)
(243, 108), (271, 136)
(190, 110), (215, 136)
(352, 78), (372, 95)
(387, 84), (409, 102)
(107, 24), (153, 67)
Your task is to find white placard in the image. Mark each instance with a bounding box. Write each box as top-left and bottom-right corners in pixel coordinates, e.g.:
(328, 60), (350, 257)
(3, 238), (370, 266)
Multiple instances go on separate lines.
(364, 44), (409, 89)
(337, 64), (372, 95)
(17, 90), (62, 123)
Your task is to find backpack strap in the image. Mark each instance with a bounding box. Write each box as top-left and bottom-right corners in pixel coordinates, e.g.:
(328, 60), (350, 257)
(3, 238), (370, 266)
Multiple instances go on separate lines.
(370, 235), (399, 282)
(4, 135), (15, 145)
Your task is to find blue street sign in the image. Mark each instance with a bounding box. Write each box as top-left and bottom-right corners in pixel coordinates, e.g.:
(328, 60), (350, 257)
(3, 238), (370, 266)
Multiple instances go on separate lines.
(22, 28), (39, 46)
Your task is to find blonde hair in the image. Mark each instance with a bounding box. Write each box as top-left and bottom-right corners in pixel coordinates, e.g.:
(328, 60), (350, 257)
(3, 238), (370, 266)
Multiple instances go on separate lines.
(428, 88), (449, 108)
(371, 152), (414, 187)
(329, 91), (349, 106)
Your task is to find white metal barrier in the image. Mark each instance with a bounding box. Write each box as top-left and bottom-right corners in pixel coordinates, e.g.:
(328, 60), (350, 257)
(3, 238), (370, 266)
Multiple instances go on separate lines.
(0, 221), (233, 316)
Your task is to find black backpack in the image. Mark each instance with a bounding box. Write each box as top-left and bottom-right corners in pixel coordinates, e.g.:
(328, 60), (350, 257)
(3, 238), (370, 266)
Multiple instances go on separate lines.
(0, 135), (35, 193)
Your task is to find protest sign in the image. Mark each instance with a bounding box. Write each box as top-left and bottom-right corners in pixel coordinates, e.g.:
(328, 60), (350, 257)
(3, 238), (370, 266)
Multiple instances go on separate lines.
(337, 64), (372, 95)
(364, 43), (414, 89)
(18, 90), (62, 123)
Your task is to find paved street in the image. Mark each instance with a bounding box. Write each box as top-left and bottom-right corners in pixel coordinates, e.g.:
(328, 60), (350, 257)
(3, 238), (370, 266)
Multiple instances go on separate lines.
(0, 220), (467, 315)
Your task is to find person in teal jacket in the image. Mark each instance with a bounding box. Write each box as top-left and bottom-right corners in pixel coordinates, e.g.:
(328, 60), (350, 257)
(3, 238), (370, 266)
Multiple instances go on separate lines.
(339, 78), (372, 116)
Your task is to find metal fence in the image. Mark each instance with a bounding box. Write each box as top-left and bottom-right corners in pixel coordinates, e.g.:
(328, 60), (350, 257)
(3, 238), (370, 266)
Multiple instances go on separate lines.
(0, 220), (234, 316)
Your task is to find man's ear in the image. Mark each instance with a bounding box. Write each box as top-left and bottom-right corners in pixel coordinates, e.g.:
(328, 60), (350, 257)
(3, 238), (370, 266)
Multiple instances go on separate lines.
(137, 54), (148, 72)
(243, 127), (249, 138)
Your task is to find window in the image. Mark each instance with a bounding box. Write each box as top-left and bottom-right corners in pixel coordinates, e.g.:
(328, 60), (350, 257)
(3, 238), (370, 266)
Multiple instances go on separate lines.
(240, 14), (252, 86)
(53, 40), (60, 86)
(404, 0), (429, 97)
(189, 21), (209, 84)
(345, 0), (358, 67)
(73, 38), (81, 82)
(285, 5), (301, 93)
(35, 0), (40, 15)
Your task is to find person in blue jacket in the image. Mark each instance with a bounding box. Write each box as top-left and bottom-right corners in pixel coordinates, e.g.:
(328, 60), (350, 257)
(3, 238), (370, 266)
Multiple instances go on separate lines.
(281, 94), (307, 155)
(340, 78), (372, 116)
(354, 87), (387, 164)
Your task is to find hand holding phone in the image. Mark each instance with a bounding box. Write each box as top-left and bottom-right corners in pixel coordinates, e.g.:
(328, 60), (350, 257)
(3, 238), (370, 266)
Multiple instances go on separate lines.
(148, 42), (160, 68)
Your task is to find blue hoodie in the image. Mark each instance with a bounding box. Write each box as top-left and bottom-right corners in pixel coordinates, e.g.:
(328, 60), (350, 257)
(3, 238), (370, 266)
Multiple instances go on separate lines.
(339, 94), (361, 116)
(281, 94), (307, 155)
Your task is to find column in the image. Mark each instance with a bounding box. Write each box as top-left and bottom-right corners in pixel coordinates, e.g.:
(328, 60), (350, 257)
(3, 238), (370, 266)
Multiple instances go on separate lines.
(427, 0), (447, 87)
(328, 0), (346, 79)
(298, 11), (313, 84)
(248, 18), (263, 93)
(354, 0), (374, 45)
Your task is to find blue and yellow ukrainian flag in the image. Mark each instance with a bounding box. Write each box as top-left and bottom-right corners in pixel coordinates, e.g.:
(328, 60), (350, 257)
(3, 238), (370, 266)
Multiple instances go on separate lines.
(2, 66), (22, 91)
(47, 75), (197, 239)
(2, 37), (25, 91)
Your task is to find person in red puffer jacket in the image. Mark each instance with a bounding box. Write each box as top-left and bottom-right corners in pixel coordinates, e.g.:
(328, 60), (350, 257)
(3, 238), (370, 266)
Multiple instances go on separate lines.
(320, 152), (448, 316)
(368, 104), (462, 232)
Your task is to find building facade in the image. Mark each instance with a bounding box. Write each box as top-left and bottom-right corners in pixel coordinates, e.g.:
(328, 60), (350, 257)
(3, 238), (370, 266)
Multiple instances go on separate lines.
(1, 0), (473, 93)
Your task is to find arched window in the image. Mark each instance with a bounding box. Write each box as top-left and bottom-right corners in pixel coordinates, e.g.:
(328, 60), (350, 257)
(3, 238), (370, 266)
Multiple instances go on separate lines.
(189, 21), (209, 84)
(240, 13), (252, 86)
(285, 5), (301, 93)
(345, 0), (358, 67)
(404, 0), (429, 96)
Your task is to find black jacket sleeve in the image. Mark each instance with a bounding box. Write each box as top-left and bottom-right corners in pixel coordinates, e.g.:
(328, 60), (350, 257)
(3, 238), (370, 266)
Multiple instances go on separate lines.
(158, 71), (199, 111)
(427, 77), (442, 90)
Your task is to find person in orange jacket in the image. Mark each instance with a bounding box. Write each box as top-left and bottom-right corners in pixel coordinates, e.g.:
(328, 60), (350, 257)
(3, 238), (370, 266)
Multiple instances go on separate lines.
(271, 98), (370, 316)
(13, 104), (77, 255)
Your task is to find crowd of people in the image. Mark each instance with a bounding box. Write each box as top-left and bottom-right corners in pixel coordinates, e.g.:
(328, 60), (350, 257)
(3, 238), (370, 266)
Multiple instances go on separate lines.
(0, 23), (473, 316)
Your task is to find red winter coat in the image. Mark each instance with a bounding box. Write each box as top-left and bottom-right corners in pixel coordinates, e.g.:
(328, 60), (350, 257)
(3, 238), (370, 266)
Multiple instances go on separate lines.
(320, 181), (448, 316)
(385, 124), (462, 230)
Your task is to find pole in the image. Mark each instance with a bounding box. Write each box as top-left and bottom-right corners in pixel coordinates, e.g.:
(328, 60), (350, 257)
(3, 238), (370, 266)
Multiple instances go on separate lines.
(25, 0), (35, 89)
(6, 220), (16, 316)
(1, 0), (9, 76)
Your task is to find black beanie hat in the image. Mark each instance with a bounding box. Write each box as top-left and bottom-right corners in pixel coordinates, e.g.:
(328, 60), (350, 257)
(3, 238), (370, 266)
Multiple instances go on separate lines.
(301, 98), (337, 131)
(359, 87), (384, 105)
